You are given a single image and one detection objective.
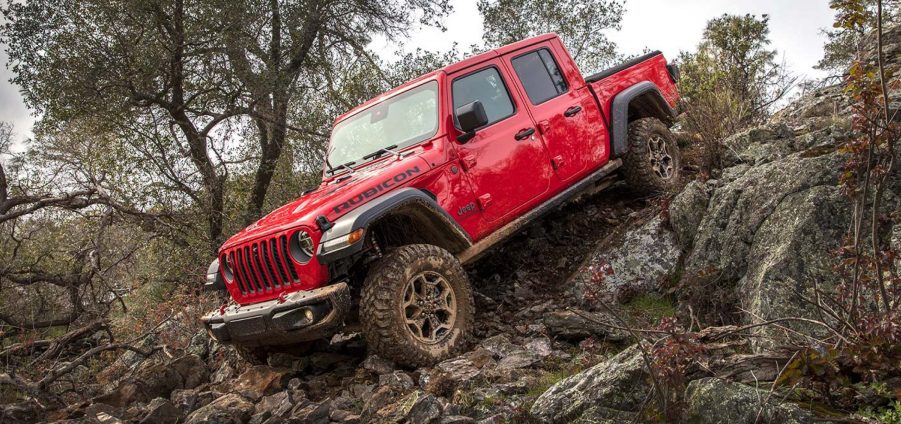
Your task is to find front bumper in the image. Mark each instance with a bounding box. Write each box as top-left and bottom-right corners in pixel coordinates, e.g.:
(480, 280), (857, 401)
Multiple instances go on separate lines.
(201, 282), (351, 347)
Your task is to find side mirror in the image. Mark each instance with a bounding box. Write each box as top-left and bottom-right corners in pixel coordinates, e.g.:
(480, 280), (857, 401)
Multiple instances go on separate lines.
(455, 101), (488, 143)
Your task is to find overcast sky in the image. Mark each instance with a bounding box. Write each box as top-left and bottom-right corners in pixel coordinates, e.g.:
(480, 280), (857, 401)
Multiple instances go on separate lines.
(1, 0), (836, 147)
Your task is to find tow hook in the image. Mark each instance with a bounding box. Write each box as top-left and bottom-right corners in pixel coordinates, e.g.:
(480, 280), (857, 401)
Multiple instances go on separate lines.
(277, 292), (288, 304)
(218, 304), (227, 316)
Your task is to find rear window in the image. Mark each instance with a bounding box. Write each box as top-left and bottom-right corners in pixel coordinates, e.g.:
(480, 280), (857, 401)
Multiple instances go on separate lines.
(511, 49), (569, 105)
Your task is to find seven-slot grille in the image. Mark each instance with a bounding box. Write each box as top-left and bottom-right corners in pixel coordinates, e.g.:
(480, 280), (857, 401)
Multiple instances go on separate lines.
(222, 234), (300, 295)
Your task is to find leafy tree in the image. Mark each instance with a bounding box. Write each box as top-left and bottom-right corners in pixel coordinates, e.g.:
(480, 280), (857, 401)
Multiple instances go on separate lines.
(477, 0), (624, 73)
(676, 14), (794, 173)
(1, 0), (450, 253)
(816, 0), (901, 77)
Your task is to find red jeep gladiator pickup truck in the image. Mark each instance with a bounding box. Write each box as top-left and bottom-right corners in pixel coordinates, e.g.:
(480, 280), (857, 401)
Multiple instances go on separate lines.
(202, 33), (681, 366)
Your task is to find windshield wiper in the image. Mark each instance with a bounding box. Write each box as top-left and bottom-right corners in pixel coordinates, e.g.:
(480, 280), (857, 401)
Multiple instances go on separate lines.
(361, 144), (399, 161)
(327, 161), (356, 175)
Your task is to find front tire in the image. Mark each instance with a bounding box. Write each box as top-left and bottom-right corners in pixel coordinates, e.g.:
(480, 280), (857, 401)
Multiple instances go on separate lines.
(621, 117), (683, 194)
(360, 244), (474, 368)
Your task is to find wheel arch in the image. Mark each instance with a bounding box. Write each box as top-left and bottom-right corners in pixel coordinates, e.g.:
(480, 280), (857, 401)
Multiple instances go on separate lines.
(610, 81), (677, 158)
(317, 188), (471, 265)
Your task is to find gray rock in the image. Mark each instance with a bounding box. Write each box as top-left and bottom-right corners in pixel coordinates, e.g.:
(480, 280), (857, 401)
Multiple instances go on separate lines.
(570, 214), (680, 304)
(291, 401), (330, 424)
(496, 350), (539, 370)
(330, 409), (361, 423)
(95, 355), (209, 408)
(479, 334), (520, 358)
(669, 180), (710, 249)
(684, 378), (816, 423)
(187, 330), (211, 359)
(685, 150), (846, 285)
(379, 370), (415, 391)
(361, 355), (395, 375)
(171, 389), (217, 415)
(530, 344), (649, 422)
(373, 390), (424, 422)
(542, 309), (627, 341)
(408, 393), (443, 424)
(678, 147), (881, 349)
(441, 416), (475, 424)
(140, 398), (179, 424)
(739, 184), (851, 350)
(524, 337), (553, 358)
(184, 393), (253, 424)
(254, 391), (294, 419)
(722, 122), (796, 165)
(434, 357), (482, 384)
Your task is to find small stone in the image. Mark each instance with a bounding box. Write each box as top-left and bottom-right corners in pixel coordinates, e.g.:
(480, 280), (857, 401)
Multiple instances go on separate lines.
(254, 391), (293, 418)
(441, 416), (475, 424)
(231, 366), (294, 401)
(525, 337), (553, 358)
(496, 350), (539, 370)
(361, 355), (395, 375)
(379, 371), (415, 391)
(408, 394), (443, 424)
(479, 334), (519, 358)
(291, 401), (330, 423)
(184, 393), (253, 424)
(140, 398), (179, 424)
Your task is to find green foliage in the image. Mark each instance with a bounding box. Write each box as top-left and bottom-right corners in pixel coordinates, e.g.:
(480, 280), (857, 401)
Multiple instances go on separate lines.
(817, 0), (901, 76)
(676, 14), (793, 174)
(477, 0), (624, 73)
(859, 401), (901, 423)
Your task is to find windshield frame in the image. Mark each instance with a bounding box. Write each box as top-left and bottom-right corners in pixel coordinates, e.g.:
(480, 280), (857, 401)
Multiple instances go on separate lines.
(325, 78), (443, 175)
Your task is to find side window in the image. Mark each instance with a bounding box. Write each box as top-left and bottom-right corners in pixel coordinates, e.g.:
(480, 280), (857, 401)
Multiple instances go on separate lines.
(452, 67), (515, 128)
(511, 48), (569, 105)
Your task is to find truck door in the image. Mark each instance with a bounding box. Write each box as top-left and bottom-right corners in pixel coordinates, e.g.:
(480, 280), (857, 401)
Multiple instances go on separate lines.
(449, 61), (553, 226)
(506, 45), (607, 181)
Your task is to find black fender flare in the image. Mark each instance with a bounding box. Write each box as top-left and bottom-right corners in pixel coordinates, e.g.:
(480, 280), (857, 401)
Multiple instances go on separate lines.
(609, 81), (677, 158)
(317, 188), (472, 264)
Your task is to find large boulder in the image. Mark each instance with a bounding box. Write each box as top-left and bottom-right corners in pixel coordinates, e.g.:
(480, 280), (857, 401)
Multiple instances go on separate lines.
(739, 184), (851, 348)
(668, 180), (710, 250)
(684, 150), (847, 283)
(530, 344), (649, 422)
(570, 214), (680, 304)
(684, 378), (816, 423)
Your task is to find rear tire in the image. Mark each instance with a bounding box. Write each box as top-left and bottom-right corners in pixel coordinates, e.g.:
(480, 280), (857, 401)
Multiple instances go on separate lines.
(621, 117), (682, 194)
(360, 244), (474, 368)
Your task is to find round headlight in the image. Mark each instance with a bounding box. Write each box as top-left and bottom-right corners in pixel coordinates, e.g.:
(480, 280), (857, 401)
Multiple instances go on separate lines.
(290, 231), (315, 263)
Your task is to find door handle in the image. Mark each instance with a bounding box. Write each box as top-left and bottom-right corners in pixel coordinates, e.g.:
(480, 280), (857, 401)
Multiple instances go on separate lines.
(514, 128), (536, 140)
(564, 105), (582, 118)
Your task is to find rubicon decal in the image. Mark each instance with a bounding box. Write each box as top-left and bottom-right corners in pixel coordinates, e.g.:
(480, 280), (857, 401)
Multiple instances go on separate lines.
(332, 166), (422, 214)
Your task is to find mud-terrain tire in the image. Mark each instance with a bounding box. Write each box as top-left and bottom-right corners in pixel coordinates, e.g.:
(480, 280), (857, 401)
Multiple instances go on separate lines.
(621, 117), (682, 193)
(360, 244), (474, 368)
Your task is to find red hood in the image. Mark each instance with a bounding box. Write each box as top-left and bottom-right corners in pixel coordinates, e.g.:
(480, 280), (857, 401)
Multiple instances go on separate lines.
(221, 153), (432, 250)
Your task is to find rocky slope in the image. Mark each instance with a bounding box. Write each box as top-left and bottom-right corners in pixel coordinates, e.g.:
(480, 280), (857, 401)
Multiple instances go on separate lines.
(10, 25), (900, 424)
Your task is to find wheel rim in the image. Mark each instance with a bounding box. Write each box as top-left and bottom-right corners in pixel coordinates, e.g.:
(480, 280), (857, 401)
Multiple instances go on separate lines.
(402, 271), (457, 344)
(647, 135), (675, 180)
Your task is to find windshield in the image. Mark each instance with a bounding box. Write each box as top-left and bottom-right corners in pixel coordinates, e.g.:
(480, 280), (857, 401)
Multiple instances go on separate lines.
(327, 81), (439, 169)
